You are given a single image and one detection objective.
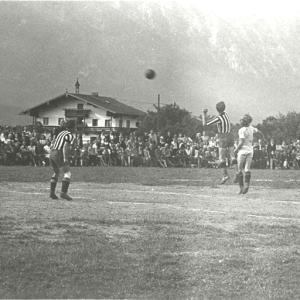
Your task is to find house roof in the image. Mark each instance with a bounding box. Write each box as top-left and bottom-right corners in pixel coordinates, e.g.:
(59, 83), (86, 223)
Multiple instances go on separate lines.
(19, 93), (146, 117)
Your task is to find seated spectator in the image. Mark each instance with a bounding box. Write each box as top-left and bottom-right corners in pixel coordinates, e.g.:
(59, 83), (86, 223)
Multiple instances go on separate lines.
(182, 133), (193, 146)
(1, 132), (9, 144)
(70, 147), (81, 166)
(116, 143), (127, 166)
(185, 144), (192, 167)
(20, 141), (31, 166)
(161, 144), (174, 167)
(97, 145), (107, 167)
(155, 146), (167, 167)
(0, 142), (7, 165)
(201, 150), (214, 168)
(176, 144), (187, 167)
(157, 136), (166, 148)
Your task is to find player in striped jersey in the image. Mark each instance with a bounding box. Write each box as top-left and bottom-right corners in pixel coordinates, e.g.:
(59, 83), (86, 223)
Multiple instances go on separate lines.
(234, 114), (266, 194)
(203, 101), (237, 184)
(49, 119), (76, 200)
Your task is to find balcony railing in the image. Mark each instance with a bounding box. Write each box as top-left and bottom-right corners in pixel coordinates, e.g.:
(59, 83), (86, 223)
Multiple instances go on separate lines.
(64, 109), (90, 118)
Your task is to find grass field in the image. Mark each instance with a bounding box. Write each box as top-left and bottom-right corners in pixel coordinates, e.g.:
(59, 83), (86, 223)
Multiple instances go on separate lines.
(1, 166), (300, 299)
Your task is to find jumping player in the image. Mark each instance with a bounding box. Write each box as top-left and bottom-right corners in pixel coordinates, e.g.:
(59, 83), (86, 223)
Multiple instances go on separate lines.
(49, 119), (76, 200)
(203, 101), (237, 184)
(234, 114), (266, 194)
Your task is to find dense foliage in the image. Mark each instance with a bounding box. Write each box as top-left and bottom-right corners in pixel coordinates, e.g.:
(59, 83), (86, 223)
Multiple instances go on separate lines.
(257, 111), (300, 143)
(138, 105), (300, 143)
(137, 104), (205, 138)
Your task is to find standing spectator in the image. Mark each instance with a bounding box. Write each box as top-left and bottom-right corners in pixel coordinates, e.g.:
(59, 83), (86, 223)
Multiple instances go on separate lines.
(22, 126), (32, 138)
(102, 145), (112, 166)
(88, 141), (98, 166)
(148, 130), (157, 146)
(165, 131), (173, 146)
(267, 139), (276, 169)
(110, 144), (118, 166)
(201, 130), (210, 145)
(28, 140), (39, 166)
(43, 141), (52, 166)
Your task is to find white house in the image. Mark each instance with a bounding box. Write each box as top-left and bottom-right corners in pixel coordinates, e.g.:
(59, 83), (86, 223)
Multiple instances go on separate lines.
(19, 79), (145, 142)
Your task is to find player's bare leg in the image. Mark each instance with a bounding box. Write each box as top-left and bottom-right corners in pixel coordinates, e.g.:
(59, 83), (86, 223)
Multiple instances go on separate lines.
(237, 172), (244, 194)
(219, 147), (230, 184)
(50, 174), (59, 199)
(228, 146), (238, 183)
(49, 159), (59, 200)
(60, 164), (72, 201)
(242, 157), (252, 194)
(237, 153), (246, 194)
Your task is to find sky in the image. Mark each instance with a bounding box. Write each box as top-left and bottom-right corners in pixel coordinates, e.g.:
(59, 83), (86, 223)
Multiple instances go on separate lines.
(1, 0), (300, 125)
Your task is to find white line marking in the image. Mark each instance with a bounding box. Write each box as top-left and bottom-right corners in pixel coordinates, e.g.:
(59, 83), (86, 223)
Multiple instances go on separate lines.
(247, 214), (300, 220)
(160, 178), (300, 182)
(107, 201), (300, 221)
(0, 190), (43, 195)
(272, 201), (300, 204)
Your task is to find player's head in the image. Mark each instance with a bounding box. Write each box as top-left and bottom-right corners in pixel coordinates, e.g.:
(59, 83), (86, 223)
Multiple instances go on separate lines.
(64, 119), (76, 130)
(240, 114), (252, 127)
(216, 101), (226, 113)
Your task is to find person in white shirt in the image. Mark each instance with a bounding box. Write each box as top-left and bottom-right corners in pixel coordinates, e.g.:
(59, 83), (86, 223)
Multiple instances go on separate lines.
(234, 114), (266, 194)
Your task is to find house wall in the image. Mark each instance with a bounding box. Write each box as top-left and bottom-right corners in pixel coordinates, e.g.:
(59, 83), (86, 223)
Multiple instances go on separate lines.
(36, 98), (138, 143)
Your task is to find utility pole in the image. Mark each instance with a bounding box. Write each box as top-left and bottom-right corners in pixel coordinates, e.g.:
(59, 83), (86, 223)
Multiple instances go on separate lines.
(157, 94), (160, 132)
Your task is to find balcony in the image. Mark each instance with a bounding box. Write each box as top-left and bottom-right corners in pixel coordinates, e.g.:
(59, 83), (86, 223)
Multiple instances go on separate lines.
(64, 109), (90, 118)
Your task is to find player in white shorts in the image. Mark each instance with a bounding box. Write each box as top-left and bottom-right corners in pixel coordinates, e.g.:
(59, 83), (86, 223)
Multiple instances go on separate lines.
(234, 114), (266, 194)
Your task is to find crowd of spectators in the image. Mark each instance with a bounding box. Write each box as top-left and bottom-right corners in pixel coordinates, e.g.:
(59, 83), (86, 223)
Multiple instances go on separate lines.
(1, 125), (300, 170)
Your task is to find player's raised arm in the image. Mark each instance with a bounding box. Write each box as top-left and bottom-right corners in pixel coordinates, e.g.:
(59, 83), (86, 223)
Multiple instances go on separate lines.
(202, 109), (208, 126)
(256, 130), (267, 144)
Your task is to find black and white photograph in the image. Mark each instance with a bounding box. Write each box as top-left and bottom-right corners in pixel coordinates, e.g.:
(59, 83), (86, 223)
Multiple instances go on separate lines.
(1, 0), (300, 299)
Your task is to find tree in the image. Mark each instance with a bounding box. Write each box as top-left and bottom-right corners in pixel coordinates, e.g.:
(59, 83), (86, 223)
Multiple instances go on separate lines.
(137, 104), (205, 138)
(256, 111), (300, 143)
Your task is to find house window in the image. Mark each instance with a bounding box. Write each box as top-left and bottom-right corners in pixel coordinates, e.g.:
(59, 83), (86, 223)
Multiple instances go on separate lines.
(105, 119), (111, 127)
(43, 118), (49, 125)
(92, 119), (98, 126)
(126, 120), (130, 128)
(119, 119), (123, 128)
(58, 118), (64, 125)
(77, 103), (83, 109)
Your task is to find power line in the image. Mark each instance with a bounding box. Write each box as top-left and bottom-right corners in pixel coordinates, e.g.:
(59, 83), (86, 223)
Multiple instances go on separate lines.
(114, 97), (169, 106)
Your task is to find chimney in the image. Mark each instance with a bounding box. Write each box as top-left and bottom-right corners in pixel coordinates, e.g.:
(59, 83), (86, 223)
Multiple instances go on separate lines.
(91, 92), (99, 96)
